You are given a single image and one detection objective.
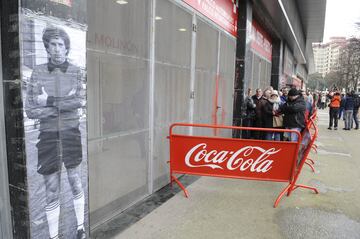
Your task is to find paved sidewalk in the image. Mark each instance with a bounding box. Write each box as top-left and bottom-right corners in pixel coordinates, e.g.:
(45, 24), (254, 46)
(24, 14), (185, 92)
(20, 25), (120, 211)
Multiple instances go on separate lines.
(113, 109), (360, 239)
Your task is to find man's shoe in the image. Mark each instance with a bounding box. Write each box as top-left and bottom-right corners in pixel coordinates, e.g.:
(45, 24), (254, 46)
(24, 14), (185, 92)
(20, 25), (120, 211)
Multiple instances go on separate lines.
(77, 229), (86, 239)
(355, 127), (359, 130)
(327, 127), (332, 130)
(334, 127), (337, 130)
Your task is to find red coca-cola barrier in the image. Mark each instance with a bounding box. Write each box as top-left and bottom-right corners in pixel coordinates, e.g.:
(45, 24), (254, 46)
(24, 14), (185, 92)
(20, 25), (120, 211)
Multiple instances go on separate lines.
(304, 110), (318, 172)
(168, 119), (318, 207)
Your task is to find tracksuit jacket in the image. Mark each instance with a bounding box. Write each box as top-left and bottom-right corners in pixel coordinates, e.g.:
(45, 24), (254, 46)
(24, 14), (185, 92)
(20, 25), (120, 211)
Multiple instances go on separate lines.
(25, 61), (84, 132)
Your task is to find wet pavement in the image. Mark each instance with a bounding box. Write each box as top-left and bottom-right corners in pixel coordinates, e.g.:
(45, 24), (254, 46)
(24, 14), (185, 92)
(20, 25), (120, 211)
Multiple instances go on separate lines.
(277, 208), (360, 239)
(98, 109), (360, 239)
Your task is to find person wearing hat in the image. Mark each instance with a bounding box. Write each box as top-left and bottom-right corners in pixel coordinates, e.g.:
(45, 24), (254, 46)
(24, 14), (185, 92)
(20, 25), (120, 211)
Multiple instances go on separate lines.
(267, 90), (283, 141)
(279, 88), (306, 141)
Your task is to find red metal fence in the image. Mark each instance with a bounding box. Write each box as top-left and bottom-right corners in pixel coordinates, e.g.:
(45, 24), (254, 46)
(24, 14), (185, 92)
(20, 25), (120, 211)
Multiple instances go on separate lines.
(168, 114), (318, 207)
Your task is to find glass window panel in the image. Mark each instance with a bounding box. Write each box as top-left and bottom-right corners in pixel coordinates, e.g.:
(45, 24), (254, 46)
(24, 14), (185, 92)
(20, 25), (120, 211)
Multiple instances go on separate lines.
(218, 34), (236, 135)
(155, 0), (192, 66)
(153, 0), (192, 191)
(252, 53), (260, 90)
(87, 0), (150, 226)
(193, 19), (218, 136)
(88, 0), (149, 58)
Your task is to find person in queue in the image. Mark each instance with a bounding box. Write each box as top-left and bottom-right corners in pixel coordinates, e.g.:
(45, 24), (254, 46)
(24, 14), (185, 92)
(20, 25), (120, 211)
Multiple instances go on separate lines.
(351, 91), (360, 130)
(343, 91), (354, 130)
(252, 88), (263, 139)
(268, 90), (283, 141)
(261, 89), (275, 140)
(280, 87), (288, 104)
(279, 88), (306, 141)
(242, 88), (256, 138)
(327, 90), (341, 130)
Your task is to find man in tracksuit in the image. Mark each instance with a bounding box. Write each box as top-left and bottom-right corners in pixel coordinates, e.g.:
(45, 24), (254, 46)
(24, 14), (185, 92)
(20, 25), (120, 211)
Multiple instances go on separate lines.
(25, 26), (86, 239)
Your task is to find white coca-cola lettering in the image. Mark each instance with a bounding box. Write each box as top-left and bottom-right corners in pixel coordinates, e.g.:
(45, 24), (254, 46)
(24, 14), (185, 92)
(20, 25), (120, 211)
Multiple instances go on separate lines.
(184, 144), (280, 173)
(185, 144), (223, 169)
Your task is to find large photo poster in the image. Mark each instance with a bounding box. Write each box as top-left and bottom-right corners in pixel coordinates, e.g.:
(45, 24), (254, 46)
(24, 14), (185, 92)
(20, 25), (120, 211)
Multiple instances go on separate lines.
(20, 1), (88, 238)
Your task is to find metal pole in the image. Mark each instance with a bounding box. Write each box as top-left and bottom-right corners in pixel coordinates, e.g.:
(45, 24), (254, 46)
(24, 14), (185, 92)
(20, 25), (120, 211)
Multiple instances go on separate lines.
(148, 0), (156, 194)
(189, 13), (197, 135)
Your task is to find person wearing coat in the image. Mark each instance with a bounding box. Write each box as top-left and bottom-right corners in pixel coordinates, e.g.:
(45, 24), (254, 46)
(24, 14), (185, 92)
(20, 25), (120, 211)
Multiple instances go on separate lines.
(242, 88), (256, 138)
(269, 90), (283, 141)
(351, 91), (360, 129)
(338, 92), (346, 120)
(327, 91), (341, 130)
(262, 92), (275, 141)
(279, 88), (306, 142)
(257, 89), (272, 139)
(343, 92), (354, 130)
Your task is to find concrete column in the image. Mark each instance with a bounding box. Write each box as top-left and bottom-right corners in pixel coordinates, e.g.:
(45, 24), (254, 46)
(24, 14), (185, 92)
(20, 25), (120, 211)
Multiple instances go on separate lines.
(1, 1), (30, 238)
(1, 1), (88, 238)
(0, 5), (14, 238)
(271, 39), (283, 90)
(233, 0), (253, 138)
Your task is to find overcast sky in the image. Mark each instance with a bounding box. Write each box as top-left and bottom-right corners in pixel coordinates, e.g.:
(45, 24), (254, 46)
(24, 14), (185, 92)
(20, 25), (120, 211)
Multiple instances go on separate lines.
(323, 0), (360, 42)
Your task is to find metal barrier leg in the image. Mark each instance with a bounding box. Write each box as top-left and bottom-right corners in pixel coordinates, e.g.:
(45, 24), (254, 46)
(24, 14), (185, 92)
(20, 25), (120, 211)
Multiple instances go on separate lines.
(307, 158), (315, 165)
(285, 118), (319, 199)
(287, 183), (318, 198)
(311, 144), (318, 153)
(168, 161), (173, 188)
(305, 161), (315, 173)
(274, 184), (292, 208)
(171, 175), (189, 198)
(293, 184), (319, 194)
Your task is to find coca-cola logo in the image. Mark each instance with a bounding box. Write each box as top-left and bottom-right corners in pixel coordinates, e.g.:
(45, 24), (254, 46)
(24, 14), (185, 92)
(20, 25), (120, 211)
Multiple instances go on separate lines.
(184, 144), (281, 173)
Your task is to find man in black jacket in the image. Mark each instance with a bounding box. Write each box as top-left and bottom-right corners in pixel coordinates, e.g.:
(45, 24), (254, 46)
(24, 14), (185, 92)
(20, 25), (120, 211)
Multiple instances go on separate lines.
(343, 92), (355, 130)
(352, 91), (360, 129)
(279, 88), (306, 141)
(242, 88), (256, 138)
(251, 88), (263, 139)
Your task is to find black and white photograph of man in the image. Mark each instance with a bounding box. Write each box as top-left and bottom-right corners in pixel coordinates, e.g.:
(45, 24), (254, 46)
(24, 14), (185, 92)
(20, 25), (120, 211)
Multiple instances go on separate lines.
(23, 22), (88, 239)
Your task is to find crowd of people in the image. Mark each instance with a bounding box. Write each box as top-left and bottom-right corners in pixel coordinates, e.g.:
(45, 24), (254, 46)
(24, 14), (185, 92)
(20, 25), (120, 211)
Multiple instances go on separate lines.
(242, 86), (313, 142)
(324, 90), (360, 130)
(242, 86), (360, 142)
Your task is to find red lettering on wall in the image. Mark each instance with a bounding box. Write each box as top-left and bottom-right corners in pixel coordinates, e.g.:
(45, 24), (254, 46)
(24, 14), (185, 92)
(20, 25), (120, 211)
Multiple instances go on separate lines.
(250, 21), (272, 62)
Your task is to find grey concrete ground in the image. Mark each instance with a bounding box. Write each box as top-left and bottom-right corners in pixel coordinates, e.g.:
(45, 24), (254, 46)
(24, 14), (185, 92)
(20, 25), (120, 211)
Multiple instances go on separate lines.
(113, 109), (360, 239)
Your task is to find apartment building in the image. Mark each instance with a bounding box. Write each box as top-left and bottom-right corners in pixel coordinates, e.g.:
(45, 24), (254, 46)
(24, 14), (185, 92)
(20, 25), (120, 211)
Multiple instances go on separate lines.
(313, 37), (347, 77)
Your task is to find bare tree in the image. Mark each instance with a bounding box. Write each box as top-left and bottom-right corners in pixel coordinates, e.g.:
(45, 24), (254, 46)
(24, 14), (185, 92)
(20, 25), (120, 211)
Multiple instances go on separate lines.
(308, 72), (326, 90)
(337, 37), (360, 91)
(324, 71), (342, 90)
